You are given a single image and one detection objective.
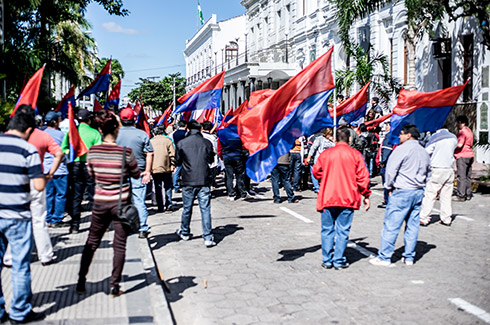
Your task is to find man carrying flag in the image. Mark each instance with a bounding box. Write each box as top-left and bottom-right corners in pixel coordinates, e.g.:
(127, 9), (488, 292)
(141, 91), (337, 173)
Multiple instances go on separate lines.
(61, 106), (101, 234)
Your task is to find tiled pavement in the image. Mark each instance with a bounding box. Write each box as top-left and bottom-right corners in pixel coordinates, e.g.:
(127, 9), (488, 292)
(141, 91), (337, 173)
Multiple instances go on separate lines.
(1, 213), (173, 324)
(149, 176), (490, 324)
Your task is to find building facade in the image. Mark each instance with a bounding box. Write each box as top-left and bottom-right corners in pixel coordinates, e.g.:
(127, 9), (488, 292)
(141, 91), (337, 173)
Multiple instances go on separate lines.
(183, 0), (490, 163)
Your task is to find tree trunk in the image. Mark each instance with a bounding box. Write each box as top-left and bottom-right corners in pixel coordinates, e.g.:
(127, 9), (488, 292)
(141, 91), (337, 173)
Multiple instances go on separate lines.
(406, 25), (417, 90)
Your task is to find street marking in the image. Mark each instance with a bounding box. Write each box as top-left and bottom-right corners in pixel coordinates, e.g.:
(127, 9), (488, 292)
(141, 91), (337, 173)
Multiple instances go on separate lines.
(455, 215), (474, 221)
(411, 280), (424, 284)
(449, 298), (490, 323)
(347, 241), (376, 258)
(279, 207), (314, 223)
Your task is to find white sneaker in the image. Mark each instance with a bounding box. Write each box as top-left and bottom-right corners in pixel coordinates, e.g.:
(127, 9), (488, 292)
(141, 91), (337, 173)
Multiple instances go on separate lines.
(226, 197), (235, 201)
(369, 257), (392, 266)
(204, 240), (216, 248)
(402, 257), (414, 266)
(176, 229), (190, 241)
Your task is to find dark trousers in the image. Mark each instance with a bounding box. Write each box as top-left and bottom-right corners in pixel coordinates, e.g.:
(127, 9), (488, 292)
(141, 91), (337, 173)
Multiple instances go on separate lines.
(289, 152), (302, 191)
(456, 157), (473, 199)
(380, 166), (389, 204)
(271, 164), (295, 202)
(78, 203), (128, 288)
(153, 172), (173, 212)
(224, 159), (247, 198)
(70, 162), (94, 227)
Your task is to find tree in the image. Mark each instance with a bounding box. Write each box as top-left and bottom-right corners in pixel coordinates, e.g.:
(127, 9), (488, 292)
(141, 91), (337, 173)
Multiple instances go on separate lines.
(0, 0), (129, 109)
(128, 73), (186, 113)
(335, 44), (402, 106)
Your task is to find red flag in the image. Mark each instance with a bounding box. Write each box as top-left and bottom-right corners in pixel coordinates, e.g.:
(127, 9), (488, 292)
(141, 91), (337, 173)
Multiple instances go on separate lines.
(157, 103), (173, 127)
(133, 100), (142, 115)
(174, 71), (225, 114)
(136, 106), (151, 137)
(93, 99), (104, 112)
(68, 103), (88, 162)
(105, 79), (121, 108)
(248, 89), (275, 108)
(55, 86), (76, 118)
(365, 113), (393, 130)
(11, 65), (45, 117)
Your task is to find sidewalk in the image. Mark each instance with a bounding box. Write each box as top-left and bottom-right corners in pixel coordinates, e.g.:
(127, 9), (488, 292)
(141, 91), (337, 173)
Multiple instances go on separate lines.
(1, 211), (173, 324)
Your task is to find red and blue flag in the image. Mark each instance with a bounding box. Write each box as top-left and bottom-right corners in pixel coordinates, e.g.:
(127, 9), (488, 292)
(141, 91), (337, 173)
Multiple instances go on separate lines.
(136, 103), (151, 137)
(157, 103), (173, 127)
(388, 81), (468, 144)
(105, 79), (121, 109)
(77, 60), (111, 99)
(173, 71), (225, 115)
(237, 47), (335, 182)
(11, 65), (45, 117)
(55, 86), (76, 118)
(330, 82), (370, 125)
(67, 102), (88, 162)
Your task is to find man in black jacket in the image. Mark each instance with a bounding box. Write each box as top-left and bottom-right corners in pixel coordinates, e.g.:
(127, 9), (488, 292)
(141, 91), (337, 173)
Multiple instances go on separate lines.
(175, 120), (216, 247)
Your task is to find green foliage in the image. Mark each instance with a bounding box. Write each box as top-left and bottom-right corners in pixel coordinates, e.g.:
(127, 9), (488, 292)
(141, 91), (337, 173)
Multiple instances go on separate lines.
(0, 0), (129, 103)
(128, 73), (186, 113)
(335, 44), (402, 105)
(0, 100), (15, 131)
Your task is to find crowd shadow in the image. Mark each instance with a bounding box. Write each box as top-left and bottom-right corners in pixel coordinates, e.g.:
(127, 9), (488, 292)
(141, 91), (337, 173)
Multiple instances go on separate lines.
(164, 276), (197, 303)
(277, 245), (321, 261)
(213, 224), (244, 244)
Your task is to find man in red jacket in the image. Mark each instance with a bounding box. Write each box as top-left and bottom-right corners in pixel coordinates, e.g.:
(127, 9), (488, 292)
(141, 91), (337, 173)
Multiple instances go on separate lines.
(313, 127), (371, 270)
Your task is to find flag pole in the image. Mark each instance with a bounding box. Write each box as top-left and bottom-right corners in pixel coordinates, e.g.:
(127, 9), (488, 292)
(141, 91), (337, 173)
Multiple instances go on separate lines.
(332, 45), (337, 142)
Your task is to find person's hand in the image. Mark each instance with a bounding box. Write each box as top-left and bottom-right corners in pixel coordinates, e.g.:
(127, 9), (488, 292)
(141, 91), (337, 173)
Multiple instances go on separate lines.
(304, 158), (309, 166)
(45, 173), (54, 181)
(388, 190), (392, 196)
(363, 197), (370, 211)
(141, 172), (151, 185)
(171, 166), (176, 173)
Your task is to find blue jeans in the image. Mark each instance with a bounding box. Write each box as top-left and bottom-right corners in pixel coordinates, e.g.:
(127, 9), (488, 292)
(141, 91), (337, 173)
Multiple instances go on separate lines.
(289, 152), (302, 191)
(378, 189), (424, 262)
(380, 167), (389, 204)
(173, 166), (182, 192)
(0, 219), (33, 321)
(320, 207), (354, 267)
(45, 174), (68, 224)
(180, 186), (213, 241)
(310, 166), (319, 193)
(131, 176), (149, 232)
(271, 165), (295, 202)
(365, 151), (376, 177)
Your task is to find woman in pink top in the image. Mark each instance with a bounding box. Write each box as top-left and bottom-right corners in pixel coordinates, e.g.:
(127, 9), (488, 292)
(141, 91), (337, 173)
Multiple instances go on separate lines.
(453, 116), (474, 201)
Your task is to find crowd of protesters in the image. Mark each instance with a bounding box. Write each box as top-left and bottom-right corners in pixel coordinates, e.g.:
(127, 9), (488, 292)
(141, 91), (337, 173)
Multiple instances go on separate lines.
(0, 97), (476, 322)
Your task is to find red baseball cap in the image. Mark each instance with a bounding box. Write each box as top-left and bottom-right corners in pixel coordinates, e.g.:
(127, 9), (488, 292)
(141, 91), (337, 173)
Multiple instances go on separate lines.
(120, 107), (135, 121)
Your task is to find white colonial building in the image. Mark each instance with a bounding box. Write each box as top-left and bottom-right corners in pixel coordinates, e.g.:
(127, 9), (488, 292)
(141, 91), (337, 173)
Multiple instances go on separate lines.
(184, 0), (490, 163)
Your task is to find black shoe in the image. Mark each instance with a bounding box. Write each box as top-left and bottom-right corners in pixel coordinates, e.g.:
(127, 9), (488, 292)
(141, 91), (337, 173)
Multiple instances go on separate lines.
(377, 203), (386, 209)
(110, 285), (123, 298)
(1, 313), (9, 323)
(334, 263), (350, 270)
(41, 258), (55, 266)
(76, 280), (86, 295)
(69, 225), (79, 234)
(321, 263), (333, 269)
(273, 200), (281, 204)
(9, 311), (45, 323)
(138, 231), (149, 239)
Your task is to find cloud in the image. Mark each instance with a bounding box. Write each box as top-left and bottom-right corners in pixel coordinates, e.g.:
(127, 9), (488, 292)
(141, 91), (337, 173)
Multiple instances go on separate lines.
(102, 22), (140, 35)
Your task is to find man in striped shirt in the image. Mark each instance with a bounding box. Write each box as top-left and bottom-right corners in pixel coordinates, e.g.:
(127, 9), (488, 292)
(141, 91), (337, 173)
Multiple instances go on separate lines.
(0, 106), (46, 323)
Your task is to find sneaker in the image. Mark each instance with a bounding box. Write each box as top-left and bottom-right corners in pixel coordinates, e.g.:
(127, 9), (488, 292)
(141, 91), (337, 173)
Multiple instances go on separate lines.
(204, 240), (216, 248)
(241, 193), (254, 200)
(420, 221), (429, 227)
(69, 225), (79, 234)
(321, 263), (333, 269)
(334, 263), (350, 270)
(273, 200), (281, 204)
(76, 279), (86, 295)
(110, 285), (124, 298)
(138, 231), (149, 239)
(439, 220), (452, 227)
(226, 196), (235, 201)
(369, 257), (391, 267)
(41, 258), (55, 266)
(402, 257), (414, 266)
(176, 229), (190, 241)
(377, 203), (386, 209)
(9, 311), (45, 324)
(452, 196), (466, 202)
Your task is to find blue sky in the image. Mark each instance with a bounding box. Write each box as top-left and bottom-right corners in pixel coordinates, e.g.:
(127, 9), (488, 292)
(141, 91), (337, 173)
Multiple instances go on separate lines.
(86, 1), (245, 97)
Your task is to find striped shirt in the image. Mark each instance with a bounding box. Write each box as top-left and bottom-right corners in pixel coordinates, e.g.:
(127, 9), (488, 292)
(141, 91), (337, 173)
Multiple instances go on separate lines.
(87, 143), (140, 205)
(0, 134), (43, 219)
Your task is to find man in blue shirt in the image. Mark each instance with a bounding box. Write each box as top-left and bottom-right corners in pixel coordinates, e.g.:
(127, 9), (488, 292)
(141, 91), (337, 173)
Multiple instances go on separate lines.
(43, 111), (69, 226)
(0, 106), (46, 323)
(370, 125), (430, 267)
(117, 107), (154, 238)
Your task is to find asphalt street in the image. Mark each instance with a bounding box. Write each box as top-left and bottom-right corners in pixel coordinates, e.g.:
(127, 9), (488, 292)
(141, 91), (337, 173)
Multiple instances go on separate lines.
(148, 175), (490, 324)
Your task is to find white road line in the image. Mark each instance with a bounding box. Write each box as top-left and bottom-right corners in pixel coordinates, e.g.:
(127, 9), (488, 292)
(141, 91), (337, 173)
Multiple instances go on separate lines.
(347, 241), (376, 258)
(455, 215), (474, 221)
(279, 207), (314, 223)
(449, 298), (490, 323)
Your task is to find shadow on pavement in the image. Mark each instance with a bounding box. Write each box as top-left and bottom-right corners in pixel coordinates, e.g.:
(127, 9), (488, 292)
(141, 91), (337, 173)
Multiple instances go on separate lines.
(53, 240), (112, 264)
(165, 276), (197, 303)
(276, 245), (321, 261)
(149, 233), (180, 250)
(33, 276), (112, 317)
(213, 224), (244, 244)
(238, 215), (277, 219)
(392, 241), (436, 263)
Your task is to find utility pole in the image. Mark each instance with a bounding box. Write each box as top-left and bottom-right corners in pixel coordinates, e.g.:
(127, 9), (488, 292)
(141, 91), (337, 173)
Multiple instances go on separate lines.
(172, 76), (176, 110)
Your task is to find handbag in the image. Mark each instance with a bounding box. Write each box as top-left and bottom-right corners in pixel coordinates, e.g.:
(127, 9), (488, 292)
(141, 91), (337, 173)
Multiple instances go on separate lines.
(117, 147), (140, 234)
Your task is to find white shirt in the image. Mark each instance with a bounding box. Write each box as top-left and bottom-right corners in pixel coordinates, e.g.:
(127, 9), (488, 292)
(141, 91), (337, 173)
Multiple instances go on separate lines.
(425, 129), (458, 168)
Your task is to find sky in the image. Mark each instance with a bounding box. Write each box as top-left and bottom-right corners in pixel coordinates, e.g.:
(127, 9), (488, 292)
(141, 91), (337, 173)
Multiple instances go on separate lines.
(86, 0), (245, 98)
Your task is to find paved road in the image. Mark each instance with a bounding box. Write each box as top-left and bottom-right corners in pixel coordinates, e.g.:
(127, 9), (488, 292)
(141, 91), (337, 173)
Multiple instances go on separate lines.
(149, 176), (490, 324)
